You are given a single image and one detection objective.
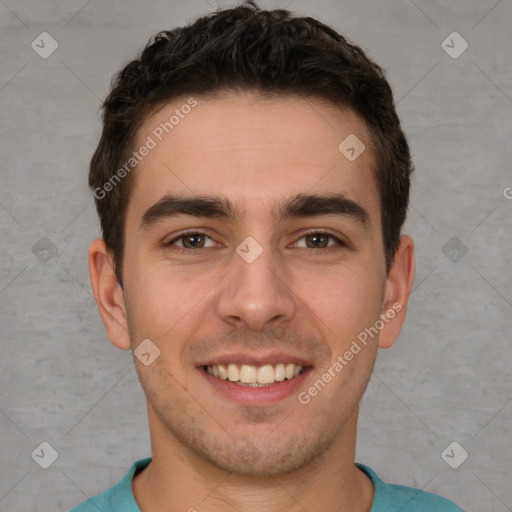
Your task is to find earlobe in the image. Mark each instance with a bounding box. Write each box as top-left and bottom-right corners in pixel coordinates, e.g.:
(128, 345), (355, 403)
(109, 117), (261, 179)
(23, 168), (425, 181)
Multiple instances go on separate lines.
(88, 238), (131, 350)
(378, 235), (416, 349)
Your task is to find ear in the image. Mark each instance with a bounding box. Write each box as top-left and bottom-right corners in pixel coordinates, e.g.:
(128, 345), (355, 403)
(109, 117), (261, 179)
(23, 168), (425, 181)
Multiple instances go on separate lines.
(378, 234), (416, 349)
(88, 238), (131, 350)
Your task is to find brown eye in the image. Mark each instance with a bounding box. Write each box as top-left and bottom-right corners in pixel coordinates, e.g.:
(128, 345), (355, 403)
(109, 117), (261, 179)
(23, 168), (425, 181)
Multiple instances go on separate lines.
(181, 233), (205, 248)
(165, 231), (215, 249)
(305, 233), (329, 248)
(294, 231), (345, 250)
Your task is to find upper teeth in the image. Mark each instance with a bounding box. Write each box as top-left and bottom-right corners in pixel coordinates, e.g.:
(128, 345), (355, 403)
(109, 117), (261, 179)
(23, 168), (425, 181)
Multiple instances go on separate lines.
(205, 363), (303, 385)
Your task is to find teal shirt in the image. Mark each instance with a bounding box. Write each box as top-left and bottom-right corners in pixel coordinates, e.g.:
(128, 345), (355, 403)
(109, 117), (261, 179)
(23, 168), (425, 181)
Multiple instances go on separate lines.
(71, 457), (465, 511)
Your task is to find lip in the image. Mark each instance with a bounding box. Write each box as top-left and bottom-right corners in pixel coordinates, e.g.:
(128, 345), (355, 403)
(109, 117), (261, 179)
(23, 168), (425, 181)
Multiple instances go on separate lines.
(195, 351), (314, 368)
(198, 365), (314, 405)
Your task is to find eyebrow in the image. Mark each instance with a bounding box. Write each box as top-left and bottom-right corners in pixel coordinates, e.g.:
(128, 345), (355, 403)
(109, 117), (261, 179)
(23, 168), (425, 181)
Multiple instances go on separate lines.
(140, 192), (371, 230)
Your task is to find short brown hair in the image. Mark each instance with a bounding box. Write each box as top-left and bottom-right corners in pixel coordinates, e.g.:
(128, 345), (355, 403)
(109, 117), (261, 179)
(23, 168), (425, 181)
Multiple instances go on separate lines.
(89, 0), (413, 287)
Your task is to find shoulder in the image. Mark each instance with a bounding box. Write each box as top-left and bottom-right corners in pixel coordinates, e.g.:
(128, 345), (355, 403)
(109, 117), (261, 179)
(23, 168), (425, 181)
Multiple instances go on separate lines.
(69, 457), (152, 512)
(356, 463), (466, 512)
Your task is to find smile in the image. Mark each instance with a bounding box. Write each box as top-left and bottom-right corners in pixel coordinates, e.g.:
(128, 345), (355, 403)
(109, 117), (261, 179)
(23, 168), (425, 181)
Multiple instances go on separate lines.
(204, 363), (306, 387)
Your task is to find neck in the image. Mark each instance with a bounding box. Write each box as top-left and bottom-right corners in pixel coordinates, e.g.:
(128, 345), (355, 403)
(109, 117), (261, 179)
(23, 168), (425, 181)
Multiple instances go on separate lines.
(132, 406), (374, 512)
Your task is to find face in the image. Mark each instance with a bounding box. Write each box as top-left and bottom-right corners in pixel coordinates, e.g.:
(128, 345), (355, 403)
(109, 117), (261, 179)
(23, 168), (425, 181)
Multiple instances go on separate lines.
(111, 93), (402, 476)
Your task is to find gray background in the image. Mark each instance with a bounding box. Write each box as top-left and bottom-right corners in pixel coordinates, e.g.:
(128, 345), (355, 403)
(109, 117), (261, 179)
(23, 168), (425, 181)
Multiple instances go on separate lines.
(0, 0), (511, 511)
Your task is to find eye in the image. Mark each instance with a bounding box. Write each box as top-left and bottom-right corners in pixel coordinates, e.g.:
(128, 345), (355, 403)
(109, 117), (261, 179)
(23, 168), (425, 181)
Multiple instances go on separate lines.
(293, 231), (345, 250)
(163, 230), (346, 252)
(164, 231), (217, 249)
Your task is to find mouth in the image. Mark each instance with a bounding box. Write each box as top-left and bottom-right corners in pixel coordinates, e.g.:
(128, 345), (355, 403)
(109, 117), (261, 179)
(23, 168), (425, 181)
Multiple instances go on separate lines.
(202, 362), (309, 387)
(197, 361), (314, 405)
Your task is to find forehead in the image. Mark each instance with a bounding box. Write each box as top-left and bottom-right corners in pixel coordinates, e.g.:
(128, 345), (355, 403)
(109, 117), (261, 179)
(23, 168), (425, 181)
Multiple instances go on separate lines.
(127, 93), (380, 227)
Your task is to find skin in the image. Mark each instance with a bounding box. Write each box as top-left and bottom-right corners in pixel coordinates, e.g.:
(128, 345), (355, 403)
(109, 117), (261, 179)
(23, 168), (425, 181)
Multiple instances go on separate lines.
(89, 92), (415, 512)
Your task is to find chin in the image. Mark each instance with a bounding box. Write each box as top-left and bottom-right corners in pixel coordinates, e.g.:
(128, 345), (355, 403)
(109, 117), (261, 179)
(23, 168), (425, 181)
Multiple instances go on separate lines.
(184, 427), (336, 477)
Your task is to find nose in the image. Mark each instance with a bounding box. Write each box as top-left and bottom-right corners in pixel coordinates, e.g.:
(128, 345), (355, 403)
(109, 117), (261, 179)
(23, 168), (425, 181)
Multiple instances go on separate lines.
(216, 240), (297, 331)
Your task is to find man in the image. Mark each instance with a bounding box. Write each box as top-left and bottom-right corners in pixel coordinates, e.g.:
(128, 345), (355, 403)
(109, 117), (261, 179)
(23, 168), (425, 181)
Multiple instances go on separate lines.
(73, 2), (465, 511)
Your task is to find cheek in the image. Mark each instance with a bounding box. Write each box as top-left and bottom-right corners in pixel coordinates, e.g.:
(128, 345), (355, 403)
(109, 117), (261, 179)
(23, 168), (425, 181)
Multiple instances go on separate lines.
(125, 260), (221, 344)
(296, 263), (382, 339)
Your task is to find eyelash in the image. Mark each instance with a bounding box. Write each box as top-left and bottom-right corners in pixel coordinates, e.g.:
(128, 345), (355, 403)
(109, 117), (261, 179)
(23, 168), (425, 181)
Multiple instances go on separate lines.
(164, 229), (346, 254)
